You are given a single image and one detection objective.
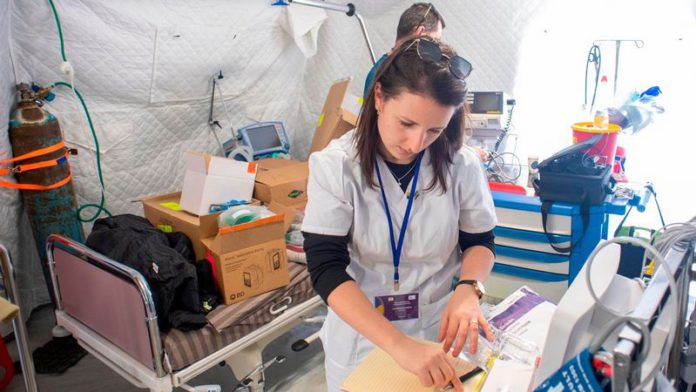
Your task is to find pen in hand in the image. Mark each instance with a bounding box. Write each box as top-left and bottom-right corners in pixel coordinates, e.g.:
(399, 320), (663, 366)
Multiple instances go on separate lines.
(442, 367), (485, 391)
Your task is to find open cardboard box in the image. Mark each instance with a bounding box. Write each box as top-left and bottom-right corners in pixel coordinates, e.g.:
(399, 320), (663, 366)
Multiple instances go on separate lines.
(180, 152), (258, 216)
(142, 192), (286, 262)
(201, 202), (296, 305)
(254, 158), (309, 209)
(309, 77), (361, 154)
(142, 192), (220, 260)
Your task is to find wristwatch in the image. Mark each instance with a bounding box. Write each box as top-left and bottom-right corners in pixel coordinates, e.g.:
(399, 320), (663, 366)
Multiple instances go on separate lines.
(455, 279), (485, 299)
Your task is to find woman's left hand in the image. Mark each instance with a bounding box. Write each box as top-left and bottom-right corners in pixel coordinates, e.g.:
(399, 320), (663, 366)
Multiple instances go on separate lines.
(438, 284), (494, 358)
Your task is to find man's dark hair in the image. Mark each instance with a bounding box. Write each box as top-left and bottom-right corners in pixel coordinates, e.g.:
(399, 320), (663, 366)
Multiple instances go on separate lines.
(396, 3), (446, 41)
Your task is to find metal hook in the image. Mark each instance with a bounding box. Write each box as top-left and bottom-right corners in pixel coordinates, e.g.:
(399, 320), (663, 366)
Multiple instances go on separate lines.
(593, 39), (645, 48)
(591, 39), (644, 98)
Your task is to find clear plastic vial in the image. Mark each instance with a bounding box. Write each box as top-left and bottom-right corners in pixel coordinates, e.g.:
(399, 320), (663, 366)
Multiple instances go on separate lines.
(455, 327), (540, 370)
(594, 109), (609, 129)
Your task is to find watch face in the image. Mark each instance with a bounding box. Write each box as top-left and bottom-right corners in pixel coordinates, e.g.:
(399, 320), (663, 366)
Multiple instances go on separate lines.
(475, 281), (485, 297)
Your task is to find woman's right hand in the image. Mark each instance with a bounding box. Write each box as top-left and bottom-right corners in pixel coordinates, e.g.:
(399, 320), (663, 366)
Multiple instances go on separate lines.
(388, 336), (463, 391)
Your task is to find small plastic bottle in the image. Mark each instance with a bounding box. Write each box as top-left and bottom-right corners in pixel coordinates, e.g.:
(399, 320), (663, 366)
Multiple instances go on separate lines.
(594, 109), (609, 129)
(455, 327), (540, 369)
(457, 334), (499, 370)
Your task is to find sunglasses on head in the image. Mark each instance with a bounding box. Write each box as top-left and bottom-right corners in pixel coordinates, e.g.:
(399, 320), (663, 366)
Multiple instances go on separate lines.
(401, 38), (473, 80)
(418, 3), (434, 28)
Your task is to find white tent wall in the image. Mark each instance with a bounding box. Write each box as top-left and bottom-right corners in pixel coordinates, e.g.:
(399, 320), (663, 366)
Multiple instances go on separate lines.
(1, 1), (51, 315)
(3, 0), (695, 314)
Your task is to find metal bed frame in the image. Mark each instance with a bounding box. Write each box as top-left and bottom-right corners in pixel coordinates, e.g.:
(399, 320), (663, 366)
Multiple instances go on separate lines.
(46, 234), (322, 391)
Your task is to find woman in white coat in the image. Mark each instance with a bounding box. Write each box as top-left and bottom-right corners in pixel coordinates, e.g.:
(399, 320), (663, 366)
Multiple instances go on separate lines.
(302, 37), (497, 392)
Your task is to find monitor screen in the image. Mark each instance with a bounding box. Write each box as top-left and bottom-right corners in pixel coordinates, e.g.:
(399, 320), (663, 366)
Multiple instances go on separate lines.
(471, 92), (503, 114)
(247, 125), (282, 151)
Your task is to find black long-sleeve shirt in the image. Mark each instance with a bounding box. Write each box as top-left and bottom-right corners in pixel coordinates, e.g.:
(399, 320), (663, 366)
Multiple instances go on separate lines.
(303, 160), (496, 303)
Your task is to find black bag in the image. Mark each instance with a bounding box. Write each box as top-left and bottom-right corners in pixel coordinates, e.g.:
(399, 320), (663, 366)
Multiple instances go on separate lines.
(533, 135), (615, 252)
(86, 214), (207, 331)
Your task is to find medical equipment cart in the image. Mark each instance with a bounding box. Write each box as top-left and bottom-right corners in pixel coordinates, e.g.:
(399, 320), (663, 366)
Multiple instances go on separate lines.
(486, 191), (647, 302)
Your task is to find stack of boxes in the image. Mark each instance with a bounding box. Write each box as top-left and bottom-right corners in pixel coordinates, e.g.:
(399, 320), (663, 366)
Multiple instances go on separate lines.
(142, 78), (357, 306)
(142, 156), (309, 305)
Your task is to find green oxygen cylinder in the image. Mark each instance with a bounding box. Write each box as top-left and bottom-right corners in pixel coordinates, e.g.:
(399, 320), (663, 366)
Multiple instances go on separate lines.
(7, 83), (84, 304)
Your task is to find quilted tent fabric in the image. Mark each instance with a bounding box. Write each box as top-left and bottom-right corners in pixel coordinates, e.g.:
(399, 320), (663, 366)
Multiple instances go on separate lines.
(0, 1), (51, 316)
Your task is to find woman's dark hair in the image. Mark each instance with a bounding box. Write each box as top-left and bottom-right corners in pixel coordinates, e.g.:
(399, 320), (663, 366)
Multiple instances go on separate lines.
(355, 38), (470, 193)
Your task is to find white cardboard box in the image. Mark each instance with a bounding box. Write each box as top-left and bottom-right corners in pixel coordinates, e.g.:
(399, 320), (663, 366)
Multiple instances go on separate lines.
(180, 152), (258, 216)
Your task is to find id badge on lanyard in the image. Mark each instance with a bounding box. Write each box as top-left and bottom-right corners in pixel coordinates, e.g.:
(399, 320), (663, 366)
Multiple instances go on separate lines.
(373, 152), (424, 321)
(375, 292), (420, 321)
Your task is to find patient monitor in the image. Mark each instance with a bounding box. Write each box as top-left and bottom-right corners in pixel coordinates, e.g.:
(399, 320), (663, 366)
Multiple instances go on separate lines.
(536, 243), (645, 384)
(238, 122), (290, 159)
(467, 91), (510, 130)
(223, 121), (291, 161)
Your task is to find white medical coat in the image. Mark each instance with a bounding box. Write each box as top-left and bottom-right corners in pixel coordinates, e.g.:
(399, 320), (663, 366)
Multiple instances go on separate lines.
(302, 130), (497, 391)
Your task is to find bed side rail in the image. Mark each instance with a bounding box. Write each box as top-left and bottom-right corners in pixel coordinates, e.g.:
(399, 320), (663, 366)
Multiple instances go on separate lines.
(46, 234), (165, 377)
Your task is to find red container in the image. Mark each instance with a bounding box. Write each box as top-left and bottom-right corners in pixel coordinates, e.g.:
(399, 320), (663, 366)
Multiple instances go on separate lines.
(489, 181), (527, 195)
(571, 122), (621, 165)
(0, 337), (14, 390)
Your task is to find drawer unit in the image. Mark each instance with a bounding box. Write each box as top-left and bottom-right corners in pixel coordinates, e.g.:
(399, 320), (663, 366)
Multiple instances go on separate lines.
(486, 264), (567, 303)
(494, 227), (570, 255)
(495, 245), (570, 275)
(495, 206), (572, 235)
(489, 191), (626, 300)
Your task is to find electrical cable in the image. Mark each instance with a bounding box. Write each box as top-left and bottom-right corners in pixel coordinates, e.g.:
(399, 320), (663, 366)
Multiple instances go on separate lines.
(208, 77), (226, 156)
(652, 218), (696, 255)
(584, 44), (601, 112)
(493, 100), (515, 154)
(636, 220), (696, 390)
(583, 233), (685, 391)
(485, 151), (522, 183)
(52, 82), (112, 222)
(613, 205), (634, 237)
(47, 0), (66, 62)
(214, 77), (235, 139)
(48, 0), (111, 223)
(645, 183), (667, 228)
(588, 316), (651, 365)
(642, 221), (696, 280)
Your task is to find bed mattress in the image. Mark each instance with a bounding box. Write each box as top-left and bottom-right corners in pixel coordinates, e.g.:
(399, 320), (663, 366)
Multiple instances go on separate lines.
(161, 261), (316, 371)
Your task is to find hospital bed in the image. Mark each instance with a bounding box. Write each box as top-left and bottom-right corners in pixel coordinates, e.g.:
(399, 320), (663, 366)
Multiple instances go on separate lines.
(46, 234), (323, 392)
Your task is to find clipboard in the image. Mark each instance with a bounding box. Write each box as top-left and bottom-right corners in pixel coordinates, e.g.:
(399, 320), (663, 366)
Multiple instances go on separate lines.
(341, 338), (486, 392)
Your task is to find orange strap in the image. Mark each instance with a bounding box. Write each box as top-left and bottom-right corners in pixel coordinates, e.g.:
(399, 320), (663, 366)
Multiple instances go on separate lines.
(0, 170), (72, 191)
(0, 150), (70, 176)
(0, 141), (66, 165)
(0, 141), (73, 191)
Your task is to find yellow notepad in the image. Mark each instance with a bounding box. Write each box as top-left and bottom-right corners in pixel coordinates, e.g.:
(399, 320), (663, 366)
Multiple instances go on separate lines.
(341, 338), (485, 392)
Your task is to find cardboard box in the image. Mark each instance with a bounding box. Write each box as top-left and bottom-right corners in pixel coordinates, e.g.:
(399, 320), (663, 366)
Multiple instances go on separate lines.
(309, 78), (361, 154)
(142, 192), (220, 260)
(254, 158), (309, 208)
(201, 203), (294, 305)
(180, 152), (258, 216)
(142, 192), (274, 261)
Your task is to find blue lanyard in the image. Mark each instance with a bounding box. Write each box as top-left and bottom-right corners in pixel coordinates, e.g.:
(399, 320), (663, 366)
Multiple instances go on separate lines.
(374, 151), (424, 291)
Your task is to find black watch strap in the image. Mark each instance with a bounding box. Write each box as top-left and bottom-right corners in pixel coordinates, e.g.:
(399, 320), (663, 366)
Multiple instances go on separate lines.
(454, 279), (481, 298)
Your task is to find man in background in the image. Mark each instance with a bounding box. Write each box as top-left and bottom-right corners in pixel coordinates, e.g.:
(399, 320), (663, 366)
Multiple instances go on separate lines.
(363, 2), (446, 97)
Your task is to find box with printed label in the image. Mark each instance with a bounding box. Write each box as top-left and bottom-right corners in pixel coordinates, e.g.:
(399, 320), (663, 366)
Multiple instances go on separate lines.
(200, 203), (295, 305)
(254, 158), (309, 209)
